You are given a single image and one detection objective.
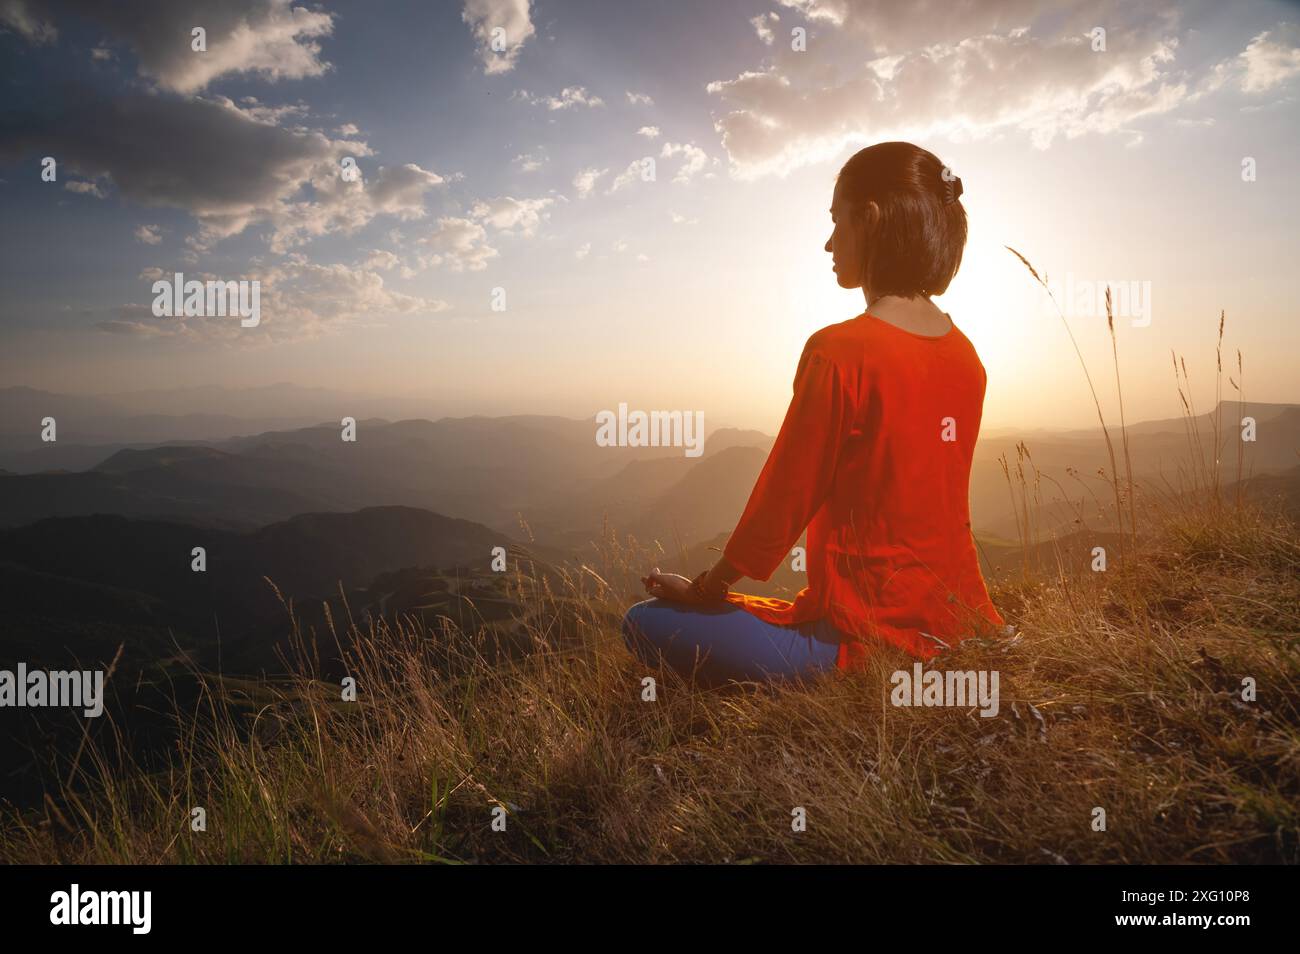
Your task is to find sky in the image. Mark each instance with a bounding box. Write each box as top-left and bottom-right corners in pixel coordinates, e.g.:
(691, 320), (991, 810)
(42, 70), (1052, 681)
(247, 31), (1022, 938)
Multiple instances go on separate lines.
(0, 0), (1297, 433)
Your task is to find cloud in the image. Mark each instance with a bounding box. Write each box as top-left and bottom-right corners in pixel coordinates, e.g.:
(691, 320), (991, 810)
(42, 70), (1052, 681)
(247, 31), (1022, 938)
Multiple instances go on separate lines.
(105, 257), (448, 344)
(608, 144), (710, 193)
(706, 2), (1212, 177)
(367, 163), (446, 217)
(11, 0), (334, 94)
(608, 158), (651, 194)
(64, 178), (105, 197)
(358, 249), (400, 271)
(1240, 25), (1300, 92)
(256, 258), (448, 338)
(96, 318), (175, 337)
(234, 95), (309, 126)
(513, 150), (546, 172)
(1205, 24), (1300, 95)
(626, 91), (654, 105)
(773, 0), (1051, 49)
(636, 125), (660, 138)
(469, 195), (554, 236)
(572, 166), (607, 198)
(2, 90), (345, 235)
(575, 242), (591, 260)
(134, 223), (163, 244)
(514, 86), (604, 110)
(751, 12), (779, 45)
(660, 141), (710, 183)
(462, 0), (535, 75)
(0, 88), (453, 253)
(0, 0), (56, 43)
(417, 217), (498, 272)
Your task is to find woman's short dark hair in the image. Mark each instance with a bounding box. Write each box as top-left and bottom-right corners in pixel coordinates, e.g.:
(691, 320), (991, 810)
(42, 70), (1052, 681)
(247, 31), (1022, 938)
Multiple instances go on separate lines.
(836, 142), (966, 298)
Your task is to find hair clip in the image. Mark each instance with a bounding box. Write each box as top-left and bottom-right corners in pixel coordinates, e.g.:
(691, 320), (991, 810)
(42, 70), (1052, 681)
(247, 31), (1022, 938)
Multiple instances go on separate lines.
(943, 174), (964, 205)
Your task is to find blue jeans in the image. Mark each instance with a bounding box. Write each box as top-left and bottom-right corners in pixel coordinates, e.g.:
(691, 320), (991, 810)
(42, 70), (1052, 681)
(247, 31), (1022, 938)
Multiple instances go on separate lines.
(621, 598), (842, 688)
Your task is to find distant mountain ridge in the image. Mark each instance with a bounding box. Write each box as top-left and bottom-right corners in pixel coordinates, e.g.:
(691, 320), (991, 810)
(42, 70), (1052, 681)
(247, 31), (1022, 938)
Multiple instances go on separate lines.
(0, 392), (1295, 552)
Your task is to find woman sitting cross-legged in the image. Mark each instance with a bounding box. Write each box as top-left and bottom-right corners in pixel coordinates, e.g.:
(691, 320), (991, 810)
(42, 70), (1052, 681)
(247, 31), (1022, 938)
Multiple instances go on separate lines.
(622, 141), (1005, 689)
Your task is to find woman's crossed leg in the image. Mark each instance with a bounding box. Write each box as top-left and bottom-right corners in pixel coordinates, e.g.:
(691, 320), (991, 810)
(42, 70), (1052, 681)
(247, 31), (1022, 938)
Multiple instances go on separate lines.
(621, 598), (841, 688)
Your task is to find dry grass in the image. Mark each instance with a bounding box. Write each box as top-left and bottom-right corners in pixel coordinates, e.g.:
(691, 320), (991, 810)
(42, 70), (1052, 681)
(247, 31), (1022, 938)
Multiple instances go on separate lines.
(1, 490), (1296, 865)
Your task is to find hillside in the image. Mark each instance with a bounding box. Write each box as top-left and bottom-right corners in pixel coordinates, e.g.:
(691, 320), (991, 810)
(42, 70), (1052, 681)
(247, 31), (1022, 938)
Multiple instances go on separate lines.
(3, 495), (1295, 864)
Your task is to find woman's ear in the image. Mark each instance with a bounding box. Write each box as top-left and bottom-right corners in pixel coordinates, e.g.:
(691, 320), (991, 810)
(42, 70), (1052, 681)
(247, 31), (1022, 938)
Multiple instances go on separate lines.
(858, 200), (879, 292)
(860, 200), (881, 235)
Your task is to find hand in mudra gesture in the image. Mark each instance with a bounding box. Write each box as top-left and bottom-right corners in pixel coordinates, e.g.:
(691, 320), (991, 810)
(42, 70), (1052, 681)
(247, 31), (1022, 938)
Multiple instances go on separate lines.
(640, 568), (701, 604)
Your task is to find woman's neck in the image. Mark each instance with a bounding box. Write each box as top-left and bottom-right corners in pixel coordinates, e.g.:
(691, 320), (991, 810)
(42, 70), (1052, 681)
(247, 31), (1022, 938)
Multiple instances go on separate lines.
(865, 293), (952, 336)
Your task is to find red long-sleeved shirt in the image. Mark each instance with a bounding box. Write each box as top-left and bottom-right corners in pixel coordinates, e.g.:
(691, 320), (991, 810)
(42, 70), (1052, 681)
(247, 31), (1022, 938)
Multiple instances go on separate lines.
(722, 311), (1004, 670)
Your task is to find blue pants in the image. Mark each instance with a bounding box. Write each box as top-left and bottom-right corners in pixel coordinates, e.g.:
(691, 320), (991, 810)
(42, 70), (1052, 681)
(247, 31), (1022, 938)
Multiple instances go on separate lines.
(621, 598), (842, 688)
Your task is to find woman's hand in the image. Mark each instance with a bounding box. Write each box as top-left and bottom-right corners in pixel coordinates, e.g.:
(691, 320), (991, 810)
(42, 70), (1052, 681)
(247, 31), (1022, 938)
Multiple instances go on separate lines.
(640, 568), (700, 604)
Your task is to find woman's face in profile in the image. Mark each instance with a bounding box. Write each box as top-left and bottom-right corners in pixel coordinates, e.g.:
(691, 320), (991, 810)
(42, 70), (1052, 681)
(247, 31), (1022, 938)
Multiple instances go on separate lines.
(826, 177), (865, 290)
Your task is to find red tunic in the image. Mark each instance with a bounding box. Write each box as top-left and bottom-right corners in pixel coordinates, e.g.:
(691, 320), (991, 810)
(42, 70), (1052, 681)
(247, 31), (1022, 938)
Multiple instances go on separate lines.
(722, 311), (1004, 670)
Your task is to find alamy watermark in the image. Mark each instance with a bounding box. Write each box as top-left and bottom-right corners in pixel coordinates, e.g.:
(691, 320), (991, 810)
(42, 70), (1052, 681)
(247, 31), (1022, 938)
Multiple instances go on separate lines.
(50, 884), (150, 934)
(891, 662), (1000, 718)
(0, 663), (104, 717)
(1043, 272), (1152, 327)
(595, 403), (704, 458)
(151, 271), (261, 328)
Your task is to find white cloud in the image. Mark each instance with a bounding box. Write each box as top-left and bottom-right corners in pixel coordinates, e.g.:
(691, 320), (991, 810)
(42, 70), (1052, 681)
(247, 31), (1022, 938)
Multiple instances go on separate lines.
(1206, 23), (1300, 94)
(513, 150), (546, 172)
(258, 259), (447, 337)
(104, 257), (447, 344)
(608, 158), (651, 194)
(660, 141), (710, 183)
(462, 0), (535, 75)
(706, 6), (1207, 178)
(572, 166), (607, 198)
(636, 125), (661, 138)
(264, 159), (446, 254)
(626, 91), (654, 105)
(134, 223), (163, 245)
(514, 86), (605, 110)
(773, 0), (1048, 47)
(697, 1), (1300, 178)
(417, 217), (498, 272)
(470, 195), (555, 236)
(358, 249), (400, 271)
(575, 242), (591, 260)
(751, 12), (779, 45)
(776, 0), (846, 25)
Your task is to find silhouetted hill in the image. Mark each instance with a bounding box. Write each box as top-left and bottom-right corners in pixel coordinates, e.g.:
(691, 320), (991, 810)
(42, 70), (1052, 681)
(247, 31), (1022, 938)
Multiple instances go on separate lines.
(0, 505), (513, 672)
